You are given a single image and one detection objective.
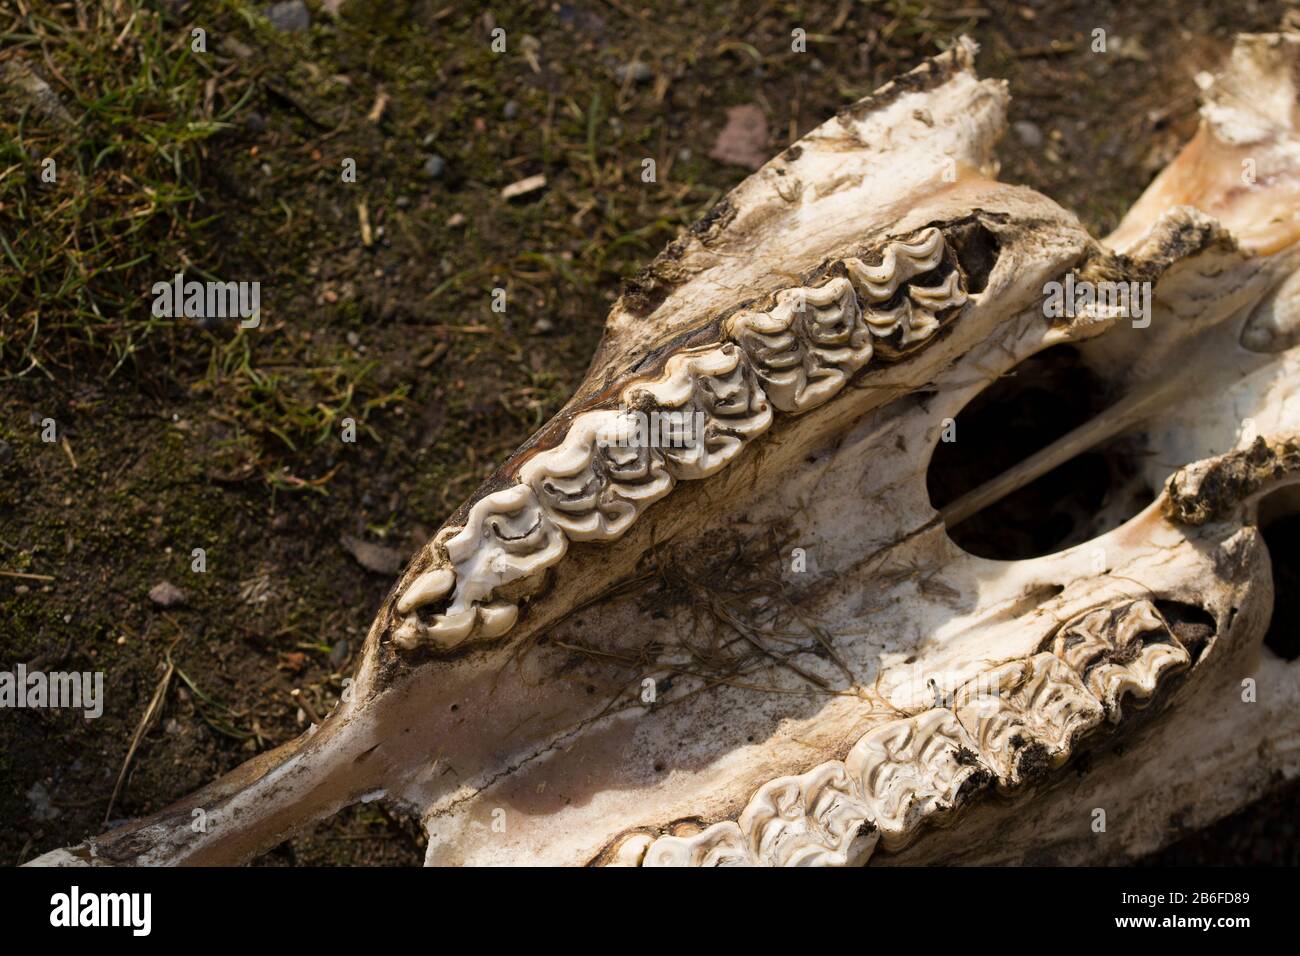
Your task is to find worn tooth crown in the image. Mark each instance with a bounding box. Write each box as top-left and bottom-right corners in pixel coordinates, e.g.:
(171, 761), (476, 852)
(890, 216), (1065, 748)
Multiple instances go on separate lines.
(954, 653), (1103, 791)
(1046, 600), (1191, 720)
(520, 410), (675, 542)
(606, 598), (1196, 867)
(847, 708), (984, 849)
(393, 228), (969, 650)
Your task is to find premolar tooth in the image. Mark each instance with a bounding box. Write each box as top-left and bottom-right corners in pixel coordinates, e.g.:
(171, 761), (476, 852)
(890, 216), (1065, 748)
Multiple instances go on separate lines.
(476, 601), (519, 639)
(426, 609), (478, 646)
(396, 567), (456, 615)
(641, 821), (754, 867)
(391, 618), (425, 650)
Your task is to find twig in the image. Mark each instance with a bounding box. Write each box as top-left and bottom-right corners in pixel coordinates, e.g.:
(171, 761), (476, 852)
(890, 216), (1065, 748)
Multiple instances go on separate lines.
(104, 641), (179, 825)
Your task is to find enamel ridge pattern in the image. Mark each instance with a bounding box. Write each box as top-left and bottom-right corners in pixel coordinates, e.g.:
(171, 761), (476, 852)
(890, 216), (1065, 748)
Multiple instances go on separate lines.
(393, 228), (966, 650)
(603, 598), (1193, 867)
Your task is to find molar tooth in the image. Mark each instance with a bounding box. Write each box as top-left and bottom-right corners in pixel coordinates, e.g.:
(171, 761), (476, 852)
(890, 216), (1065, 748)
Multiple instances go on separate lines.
(730, 277), (871, 412)
(953, 653), (1103, 792)
(737, 762), (877, 866)
(909, 269), (968, 312)
(391, 618), (425, 650)
(1047, 599), (1191, 721)
(604, 833), (653, 867)
(845, 709), (984, 849)
(626, 345), (772, 479)
(844, 227), (944, 300)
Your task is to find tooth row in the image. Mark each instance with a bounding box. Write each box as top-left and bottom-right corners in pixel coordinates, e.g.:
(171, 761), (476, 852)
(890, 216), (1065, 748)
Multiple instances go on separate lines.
(610, 598), (1192, 867)
(728, 227), (966, 413)
(394, 229), (966, 650)
(392, 343), (772, 648)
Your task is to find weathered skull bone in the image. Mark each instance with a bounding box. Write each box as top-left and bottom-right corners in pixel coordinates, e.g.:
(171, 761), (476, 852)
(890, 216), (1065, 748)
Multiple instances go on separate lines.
(31, 34), (1300, 867)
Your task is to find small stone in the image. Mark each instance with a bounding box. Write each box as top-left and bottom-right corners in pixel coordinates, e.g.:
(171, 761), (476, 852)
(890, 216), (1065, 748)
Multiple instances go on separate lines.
(164, 718), (183, 736)
(709, 104), (769, 171)
(422, 154), (445, 179)
(1012, 120), (1043, 149)
(221, 37), (254, 59)
(149, 581), (187, 608)
(26, 782), (60, 822)
(615, 60), (653, 84)
(532, 318), (555, 334)
(446, 213), (466, 228)
(346, 330), (360, 347)
(265, 0), (310, 32)
(503, 99), (519, 120)
(14, 585), (29, 595)
(340, 534), (405, 576)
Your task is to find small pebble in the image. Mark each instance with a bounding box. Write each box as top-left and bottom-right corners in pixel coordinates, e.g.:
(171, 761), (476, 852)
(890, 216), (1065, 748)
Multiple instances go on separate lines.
(615, 60), (653, 84)
(503, 99), (519, 120)
(422, 154), (446, 179)
(149, 581), (187, 608)
(1013, 120), (1044, 149)
(265, 0), (310, 32)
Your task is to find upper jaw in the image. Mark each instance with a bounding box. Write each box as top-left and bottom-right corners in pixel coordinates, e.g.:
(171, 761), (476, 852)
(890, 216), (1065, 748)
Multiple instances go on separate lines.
(386, 34), (1300, 865)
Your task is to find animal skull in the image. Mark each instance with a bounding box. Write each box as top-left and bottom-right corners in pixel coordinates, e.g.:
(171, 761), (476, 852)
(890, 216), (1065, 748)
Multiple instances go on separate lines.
(31, 32), (1300, 868)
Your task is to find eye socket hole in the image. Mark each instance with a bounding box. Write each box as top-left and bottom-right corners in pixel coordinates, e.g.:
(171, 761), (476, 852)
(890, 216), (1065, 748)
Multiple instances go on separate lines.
(1259, 486), (1300, 661)
(944, 220), (999, 294)
(927, 345), (1153, 560)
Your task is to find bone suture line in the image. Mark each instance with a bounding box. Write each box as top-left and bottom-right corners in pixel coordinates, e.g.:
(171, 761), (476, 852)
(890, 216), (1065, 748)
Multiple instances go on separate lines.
(939, 371), (1189, 529)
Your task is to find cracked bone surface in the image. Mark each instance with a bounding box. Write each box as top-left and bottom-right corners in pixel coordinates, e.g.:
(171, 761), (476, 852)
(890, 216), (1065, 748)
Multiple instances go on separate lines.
(30, 34), (1300, 868)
